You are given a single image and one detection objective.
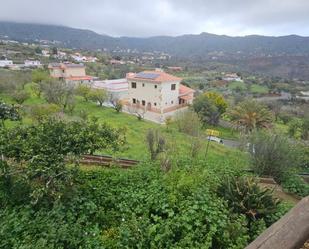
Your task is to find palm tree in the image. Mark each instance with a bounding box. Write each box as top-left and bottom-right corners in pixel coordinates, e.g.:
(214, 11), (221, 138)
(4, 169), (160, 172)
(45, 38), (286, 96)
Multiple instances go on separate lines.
(228, 99), (273, 133)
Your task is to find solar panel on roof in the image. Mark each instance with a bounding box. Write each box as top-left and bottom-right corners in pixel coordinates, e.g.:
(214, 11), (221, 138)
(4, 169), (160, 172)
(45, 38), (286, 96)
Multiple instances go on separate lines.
(135, 72), (160, 79)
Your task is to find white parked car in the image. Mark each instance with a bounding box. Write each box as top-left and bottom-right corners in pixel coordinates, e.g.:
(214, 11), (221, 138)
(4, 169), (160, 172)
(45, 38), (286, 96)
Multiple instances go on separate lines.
(207, 136), (223, 144)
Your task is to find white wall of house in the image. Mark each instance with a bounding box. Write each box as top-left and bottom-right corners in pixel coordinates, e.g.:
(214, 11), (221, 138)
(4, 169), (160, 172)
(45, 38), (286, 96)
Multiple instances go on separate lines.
(0, 60), (13, 67)
(128, 80), (163, 110)
(127, 79), (180, 112)
(161, 81), (180, 108)
(24, 60), (41, 66)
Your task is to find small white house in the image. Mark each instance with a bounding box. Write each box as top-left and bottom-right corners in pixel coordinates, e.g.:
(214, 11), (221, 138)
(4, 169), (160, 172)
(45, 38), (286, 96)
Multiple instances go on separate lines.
(24, 60), (41, 67)
(0, 59), (13, 67)
(223, 73), (243, 82)
(42, 50), (50, 57)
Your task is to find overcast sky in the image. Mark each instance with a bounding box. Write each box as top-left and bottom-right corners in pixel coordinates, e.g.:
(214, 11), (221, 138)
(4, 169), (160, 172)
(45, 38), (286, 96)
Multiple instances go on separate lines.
(1, 0), (309, 37)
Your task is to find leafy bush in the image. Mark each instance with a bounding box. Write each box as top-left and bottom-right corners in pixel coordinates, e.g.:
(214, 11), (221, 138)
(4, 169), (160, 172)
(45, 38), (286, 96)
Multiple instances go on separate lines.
(218, 176), (280, 241)
(282, 175), (309, 197)
(146, 129), (166, 160)
(10, 90), (30, 104)
(218, 176), (279, 221)
(174, 109), (201, 136)
(248, 131), (298, 183)
(0, 163), (252, 248)
(0, 100), (21, 127)
(193, 92), (227, 126)
(0, 118), (126, 204)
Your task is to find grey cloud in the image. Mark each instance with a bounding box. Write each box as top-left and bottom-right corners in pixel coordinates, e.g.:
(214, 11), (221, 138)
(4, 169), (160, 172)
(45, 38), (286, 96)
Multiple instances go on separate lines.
(0, 0), (309, 36)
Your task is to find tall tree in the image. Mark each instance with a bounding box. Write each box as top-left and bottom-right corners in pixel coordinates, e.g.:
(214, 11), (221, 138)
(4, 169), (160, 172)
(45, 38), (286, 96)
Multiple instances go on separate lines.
(228, 99), (273, 133)
(88, 88), (108, 107)
(42, 79), (75, 111)
(0, 101), (20, 127)
(0, 118), (126, 204)
(193, 92), (227, 126)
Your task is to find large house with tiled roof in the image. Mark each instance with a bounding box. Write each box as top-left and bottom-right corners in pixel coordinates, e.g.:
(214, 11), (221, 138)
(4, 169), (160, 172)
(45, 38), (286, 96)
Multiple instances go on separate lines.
(124, 70), (194, 123)
(48, 63), (93, 84)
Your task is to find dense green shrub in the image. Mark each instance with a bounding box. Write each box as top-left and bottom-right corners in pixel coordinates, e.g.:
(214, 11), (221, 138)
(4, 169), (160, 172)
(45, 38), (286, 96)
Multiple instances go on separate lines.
(248, 131), (298, 183)
(0, 164), (252, 249)
(218, 176), (279, 220)
(282, 175), (309, 197)
(217, 176), (281, 240)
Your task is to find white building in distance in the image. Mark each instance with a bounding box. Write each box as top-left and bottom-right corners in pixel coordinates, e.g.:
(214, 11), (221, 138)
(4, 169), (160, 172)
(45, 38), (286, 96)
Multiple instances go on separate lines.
(24, 60), (42, 67)
(0, 59), (13, 67)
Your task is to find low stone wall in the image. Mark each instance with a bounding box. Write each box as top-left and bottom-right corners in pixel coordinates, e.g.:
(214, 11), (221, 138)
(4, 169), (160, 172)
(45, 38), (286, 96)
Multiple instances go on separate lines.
(246, 196), (309, 249)
(123, 105), (189, 124)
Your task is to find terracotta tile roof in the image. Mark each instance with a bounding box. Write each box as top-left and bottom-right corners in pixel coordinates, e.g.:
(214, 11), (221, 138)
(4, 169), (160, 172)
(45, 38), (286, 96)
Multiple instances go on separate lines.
(66, 75), (93, 81)
(179, 84), (195, 96)
(48, 63), (85, 69)
(126, 71), (182, 83)
(62, 63), (85, 69)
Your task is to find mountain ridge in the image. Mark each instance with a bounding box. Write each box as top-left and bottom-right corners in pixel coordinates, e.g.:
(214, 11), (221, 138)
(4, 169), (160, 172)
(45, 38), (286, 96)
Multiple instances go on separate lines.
(1, 21), (309, 57)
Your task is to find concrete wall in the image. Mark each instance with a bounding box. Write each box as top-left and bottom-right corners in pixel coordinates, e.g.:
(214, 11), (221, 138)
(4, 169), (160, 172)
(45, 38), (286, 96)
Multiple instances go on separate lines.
(123, 104), (188, 124)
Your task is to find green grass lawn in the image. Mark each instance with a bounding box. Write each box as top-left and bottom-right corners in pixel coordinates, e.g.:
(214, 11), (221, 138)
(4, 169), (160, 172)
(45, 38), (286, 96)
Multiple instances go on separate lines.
(250, 84), (269, 94)
(228, 81), (246, 91)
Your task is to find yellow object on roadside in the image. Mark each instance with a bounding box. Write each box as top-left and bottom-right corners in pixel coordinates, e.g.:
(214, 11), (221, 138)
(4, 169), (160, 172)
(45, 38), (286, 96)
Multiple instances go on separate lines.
(206, 129), (220, 137)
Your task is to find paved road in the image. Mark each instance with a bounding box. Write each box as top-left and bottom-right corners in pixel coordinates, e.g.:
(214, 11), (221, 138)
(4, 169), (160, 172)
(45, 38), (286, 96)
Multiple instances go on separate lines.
(221, 138), (241, 148)
(205, 136), (241, 148)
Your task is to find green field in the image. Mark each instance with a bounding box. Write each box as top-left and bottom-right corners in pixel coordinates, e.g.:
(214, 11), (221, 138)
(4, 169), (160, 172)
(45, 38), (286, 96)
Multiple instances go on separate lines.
(228, 81), (246, 91)
(250, 84), (269, 94)
(227, 81), (269, 94)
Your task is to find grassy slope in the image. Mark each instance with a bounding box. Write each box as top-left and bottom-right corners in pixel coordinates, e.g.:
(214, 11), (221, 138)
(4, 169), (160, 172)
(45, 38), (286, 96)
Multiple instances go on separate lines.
(1, 84), (247, 166)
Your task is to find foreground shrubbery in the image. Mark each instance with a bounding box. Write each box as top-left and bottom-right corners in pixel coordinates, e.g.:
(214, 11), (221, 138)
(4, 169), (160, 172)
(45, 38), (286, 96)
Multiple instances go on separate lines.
(0, 160), (290, 249)
(0, 116), (292, 248)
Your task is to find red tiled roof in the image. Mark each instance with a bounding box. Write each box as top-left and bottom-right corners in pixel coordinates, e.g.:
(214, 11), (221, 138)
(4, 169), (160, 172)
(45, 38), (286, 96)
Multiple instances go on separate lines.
(48, 63), (85, 69)
(179, 84), (195, 96)
(127, 71), (182, 83)
(66, 76), (93, 81)
(179, 95), (193, 100)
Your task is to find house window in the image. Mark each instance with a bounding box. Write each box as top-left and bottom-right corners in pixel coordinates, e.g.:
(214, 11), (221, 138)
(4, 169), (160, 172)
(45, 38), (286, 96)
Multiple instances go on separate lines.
(171, 101), (174, 104)
(171, 84), (176, 90)
(154, 103), (157, 106)
(142, 100), (146, 106)
(142, 83), (145, 87)
(154, 85), (157, 89)
(132, 98), (136, 104)
(131, 82), (137, 88)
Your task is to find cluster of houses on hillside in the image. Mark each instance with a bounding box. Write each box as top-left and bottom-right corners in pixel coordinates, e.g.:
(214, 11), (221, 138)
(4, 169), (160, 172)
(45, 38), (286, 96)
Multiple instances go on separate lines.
(48, 62), (195, 123)
(0, 58), (42, 69)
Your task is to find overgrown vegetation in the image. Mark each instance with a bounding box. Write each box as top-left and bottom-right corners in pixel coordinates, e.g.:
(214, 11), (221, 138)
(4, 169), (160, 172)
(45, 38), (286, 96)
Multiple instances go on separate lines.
(0, 64), (306, 248)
